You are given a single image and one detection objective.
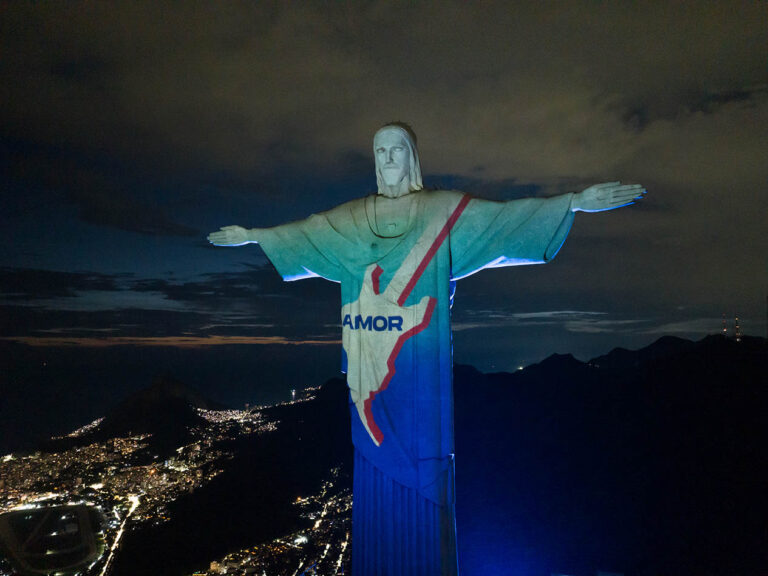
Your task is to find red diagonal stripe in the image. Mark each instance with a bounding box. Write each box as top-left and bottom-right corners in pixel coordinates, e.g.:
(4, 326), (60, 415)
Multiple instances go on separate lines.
(396, 194), (471, 306)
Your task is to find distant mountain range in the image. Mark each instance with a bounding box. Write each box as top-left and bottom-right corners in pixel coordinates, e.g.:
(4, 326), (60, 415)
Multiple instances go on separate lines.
(454, 334), (767, 576)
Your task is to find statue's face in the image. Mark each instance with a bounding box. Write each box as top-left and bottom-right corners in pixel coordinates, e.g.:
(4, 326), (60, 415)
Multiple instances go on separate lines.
(374, 129), (411, 193)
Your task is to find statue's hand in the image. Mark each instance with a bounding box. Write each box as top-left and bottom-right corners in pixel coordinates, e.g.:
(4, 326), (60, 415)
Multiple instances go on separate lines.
(571, 182), (645, 213)
(207, 225), (253, 246)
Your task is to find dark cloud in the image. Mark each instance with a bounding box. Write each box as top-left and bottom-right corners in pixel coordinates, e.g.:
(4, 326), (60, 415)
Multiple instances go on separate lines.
(0, 265), (340, 343)
(0, 303), (203, 338)
(0, 267), (122, 300)
(2, 139), (198, 236)
(131, 267), (304, 301)
(4, 6), (766, 139)
(129, 267), (340, 334)
(620, 85), (768, 133)
(3, 3), (766, 194)
(68, 180), (199, 237)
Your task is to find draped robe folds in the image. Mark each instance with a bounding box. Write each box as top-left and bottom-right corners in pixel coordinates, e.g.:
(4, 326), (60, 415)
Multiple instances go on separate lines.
(253, 189), (574, 575)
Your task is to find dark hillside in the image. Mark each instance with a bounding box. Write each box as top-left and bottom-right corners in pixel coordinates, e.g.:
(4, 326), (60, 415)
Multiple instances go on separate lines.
(454, 335), (767, 576)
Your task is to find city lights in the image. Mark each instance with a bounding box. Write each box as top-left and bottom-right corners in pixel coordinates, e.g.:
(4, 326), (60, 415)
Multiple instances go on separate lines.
(0, 405), (285, 575)
(201, 469), (351, 575)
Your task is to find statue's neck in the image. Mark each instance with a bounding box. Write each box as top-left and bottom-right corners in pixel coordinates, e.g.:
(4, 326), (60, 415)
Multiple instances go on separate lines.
(378, 178), (411, 198)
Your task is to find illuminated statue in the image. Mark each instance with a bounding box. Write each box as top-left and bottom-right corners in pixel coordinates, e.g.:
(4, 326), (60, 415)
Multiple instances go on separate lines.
(208, 123), (644, 575)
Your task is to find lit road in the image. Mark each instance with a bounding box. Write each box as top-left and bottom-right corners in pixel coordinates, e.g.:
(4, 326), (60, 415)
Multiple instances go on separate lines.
(99, 494), (140, 576)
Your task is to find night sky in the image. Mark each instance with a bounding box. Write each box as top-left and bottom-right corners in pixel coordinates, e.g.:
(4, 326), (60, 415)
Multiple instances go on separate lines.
(1, 3), (766, 427)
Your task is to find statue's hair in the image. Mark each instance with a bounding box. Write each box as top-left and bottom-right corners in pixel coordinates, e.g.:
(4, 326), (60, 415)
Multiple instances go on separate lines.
(374, 122), (423, 195)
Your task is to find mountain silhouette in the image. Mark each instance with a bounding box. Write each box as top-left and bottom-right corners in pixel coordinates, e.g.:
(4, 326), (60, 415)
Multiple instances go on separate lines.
(454, 334), (767, 576)
(95, 374), (222, 447)
(44, 373), (226, 454)
(589, 334), (694, 367)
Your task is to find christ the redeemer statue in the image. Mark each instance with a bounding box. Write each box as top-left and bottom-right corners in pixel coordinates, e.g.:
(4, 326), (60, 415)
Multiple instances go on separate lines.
(208, 123), (644, 575)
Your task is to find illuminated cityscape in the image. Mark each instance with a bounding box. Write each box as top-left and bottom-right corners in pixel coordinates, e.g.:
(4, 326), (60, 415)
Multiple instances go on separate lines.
(192, 469), (351, 576)
(0, 387), (351, 576)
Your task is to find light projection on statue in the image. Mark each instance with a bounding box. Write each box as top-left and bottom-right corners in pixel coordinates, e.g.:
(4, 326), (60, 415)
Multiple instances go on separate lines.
(208, 123), (644, 576)
(343, 194), (470, 445)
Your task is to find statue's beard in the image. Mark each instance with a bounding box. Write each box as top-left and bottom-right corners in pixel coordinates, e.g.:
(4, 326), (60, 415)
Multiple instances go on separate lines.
(380, 166), (408, 187)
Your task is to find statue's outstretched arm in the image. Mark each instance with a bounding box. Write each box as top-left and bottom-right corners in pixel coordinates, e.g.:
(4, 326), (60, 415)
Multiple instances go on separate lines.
(570, 182), (645, 213)
(207, 225), (260, 247)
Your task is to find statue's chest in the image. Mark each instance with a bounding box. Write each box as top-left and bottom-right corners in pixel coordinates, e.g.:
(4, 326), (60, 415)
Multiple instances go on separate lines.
(364, 194), (417, 239)
(374, 201), (411, 236)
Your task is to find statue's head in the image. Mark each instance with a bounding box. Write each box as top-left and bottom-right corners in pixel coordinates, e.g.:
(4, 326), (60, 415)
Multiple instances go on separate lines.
(374, 122), (423, 198)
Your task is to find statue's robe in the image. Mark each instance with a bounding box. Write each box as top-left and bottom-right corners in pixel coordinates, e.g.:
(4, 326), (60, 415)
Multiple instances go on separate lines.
(253, 189), (574, 575)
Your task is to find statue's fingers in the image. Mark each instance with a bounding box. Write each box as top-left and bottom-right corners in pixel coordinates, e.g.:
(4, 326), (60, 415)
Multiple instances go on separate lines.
(612, 190), (641, 199)
(618, 188), (644, 198)
(615, 190), (645, 200)
(608, 195), (642, 206)
(614, 184), (642, 193)
(613, 186), (644, 197)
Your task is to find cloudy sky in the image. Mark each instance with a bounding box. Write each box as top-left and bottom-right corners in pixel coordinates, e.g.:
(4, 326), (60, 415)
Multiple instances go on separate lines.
(1, 2), (766, 409)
